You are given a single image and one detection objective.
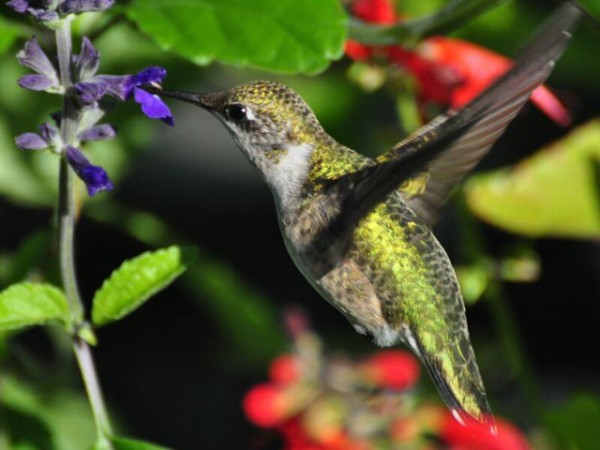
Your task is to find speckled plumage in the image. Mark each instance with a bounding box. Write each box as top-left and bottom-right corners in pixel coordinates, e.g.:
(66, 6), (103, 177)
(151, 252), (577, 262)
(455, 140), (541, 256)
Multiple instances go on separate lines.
(204, 80), (491, 422)
(154, 4), (581, 427)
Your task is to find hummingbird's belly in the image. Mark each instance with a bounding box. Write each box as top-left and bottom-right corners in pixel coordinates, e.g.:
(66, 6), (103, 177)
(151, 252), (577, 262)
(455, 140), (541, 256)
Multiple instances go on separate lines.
(280, 192), (460, 347)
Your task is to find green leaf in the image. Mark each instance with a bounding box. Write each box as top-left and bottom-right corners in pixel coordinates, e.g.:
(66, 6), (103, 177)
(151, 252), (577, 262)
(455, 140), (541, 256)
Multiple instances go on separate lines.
(110, 436), (172, 450)
(465, 120), (600, 239)
(545, 393), (600, 449)
(1, 374), (96, 450)
(92, 246), (196, 326)
(126, 0), (346, 74)
(0, 283), (69, 331)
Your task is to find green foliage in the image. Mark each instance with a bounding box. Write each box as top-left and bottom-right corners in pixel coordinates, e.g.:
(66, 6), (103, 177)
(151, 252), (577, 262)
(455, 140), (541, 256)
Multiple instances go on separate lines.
(0, 375), (96, 450)
(91, 246), (196, 326)
(465, 120), (600, 239)
(0, 228), (51, 288)
(545, 393), (600, 449)
(186, 260), (286, 367)
(126, 0), (347, 74)
(0, 283), (69, 331)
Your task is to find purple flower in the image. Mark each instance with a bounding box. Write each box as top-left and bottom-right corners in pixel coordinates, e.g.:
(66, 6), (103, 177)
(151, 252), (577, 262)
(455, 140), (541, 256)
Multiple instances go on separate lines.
(126, 67), (174, 126)
(65, 146), (113, 196)
(16, 132), (48, 150)
(75, 81), (107, 105)
(7, 0), (28, 13)
(17, 37), (60, 93)
(78, 124), (116, 141)
(74, 65), (174, 125)
(59, 0), (114, 14)
(74, 37), (99, 81)
(15, 121), (61, 150)
(133, 86), (174, 126)
(7, 0), (114, 20)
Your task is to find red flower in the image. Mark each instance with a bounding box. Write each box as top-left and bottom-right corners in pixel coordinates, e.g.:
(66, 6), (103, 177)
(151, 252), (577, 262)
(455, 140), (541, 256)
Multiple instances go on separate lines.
(345, 0), (398, 61)
(280, 418), (372, 450)
(351, 0), (397, 24)
(242, 383), (291, 428)
(418, 37), (570, 125)
(360, 350), (420, 390)
(345, 0), (570, 125)
(440, 412), (530, 450)
(269, 354), (301, 385)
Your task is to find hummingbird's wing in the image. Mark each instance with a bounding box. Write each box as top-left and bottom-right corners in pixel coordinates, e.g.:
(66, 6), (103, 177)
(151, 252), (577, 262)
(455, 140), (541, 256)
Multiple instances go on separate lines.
(318, 1), (582, 243)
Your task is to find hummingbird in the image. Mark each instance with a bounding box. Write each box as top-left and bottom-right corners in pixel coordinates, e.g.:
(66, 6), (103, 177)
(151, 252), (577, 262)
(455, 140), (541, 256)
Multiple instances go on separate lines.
(150, 3), (581, 428)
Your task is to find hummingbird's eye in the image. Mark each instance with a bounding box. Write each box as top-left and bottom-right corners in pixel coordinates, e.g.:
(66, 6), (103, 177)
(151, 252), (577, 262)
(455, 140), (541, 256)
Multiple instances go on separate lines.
(224, 104), (247, 123)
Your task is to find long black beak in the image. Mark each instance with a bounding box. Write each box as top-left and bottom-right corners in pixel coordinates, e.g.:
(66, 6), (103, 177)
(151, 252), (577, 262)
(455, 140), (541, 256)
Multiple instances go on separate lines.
(143, 86), (212, 109)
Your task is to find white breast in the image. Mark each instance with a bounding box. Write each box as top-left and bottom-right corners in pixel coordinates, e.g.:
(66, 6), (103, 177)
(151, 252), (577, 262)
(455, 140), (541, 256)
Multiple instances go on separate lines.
(266, 143), (313, 210)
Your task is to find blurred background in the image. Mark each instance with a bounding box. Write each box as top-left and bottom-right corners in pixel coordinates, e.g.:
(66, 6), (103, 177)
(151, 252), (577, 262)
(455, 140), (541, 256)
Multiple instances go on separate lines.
(0, 0), (599, 448)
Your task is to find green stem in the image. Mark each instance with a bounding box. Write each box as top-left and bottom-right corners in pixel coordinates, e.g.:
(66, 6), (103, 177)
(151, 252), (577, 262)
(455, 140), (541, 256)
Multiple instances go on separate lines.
(348, 0), (512, 45)
(55, 19), (113, 441)
(73, 336), (113, 437)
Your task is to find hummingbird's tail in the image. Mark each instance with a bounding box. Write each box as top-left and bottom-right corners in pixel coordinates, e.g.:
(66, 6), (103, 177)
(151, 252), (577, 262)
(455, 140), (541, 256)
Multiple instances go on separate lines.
(405, 328), (496, 434)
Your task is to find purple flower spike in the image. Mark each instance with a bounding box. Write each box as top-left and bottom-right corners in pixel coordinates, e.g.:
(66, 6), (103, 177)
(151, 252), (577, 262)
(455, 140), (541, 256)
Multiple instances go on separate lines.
(60, 0), (114, 14)
(65, 146), (113, 196)
(16, 132), (48, 150)
(78, 124), (116, 141)
(133, 88), (174, 126)
(7, 0), (29, 13)
(75, 37), (100, 81)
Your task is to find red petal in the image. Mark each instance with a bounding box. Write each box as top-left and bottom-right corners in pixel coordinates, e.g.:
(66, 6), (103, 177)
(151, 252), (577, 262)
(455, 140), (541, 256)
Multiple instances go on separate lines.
(351, 0), (397, 24)
(361, 350), (420, 390)
(530, 86), (571, 126)
(345, 40), (374, 61)
(242, 383), (288, 428)
(440, 412), (530, 450)
(420, 37), (570, 124)
(269, 354), (301, 385)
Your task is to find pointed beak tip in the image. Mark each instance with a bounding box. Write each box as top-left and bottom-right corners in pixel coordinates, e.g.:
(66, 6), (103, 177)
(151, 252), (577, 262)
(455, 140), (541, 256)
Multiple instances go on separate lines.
(143, 87), (208, 108)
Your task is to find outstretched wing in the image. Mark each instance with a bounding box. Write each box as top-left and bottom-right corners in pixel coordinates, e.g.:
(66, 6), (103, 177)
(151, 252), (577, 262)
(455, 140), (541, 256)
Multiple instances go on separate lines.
(379, 2), (583, 226)
(312, 2), (582, 265)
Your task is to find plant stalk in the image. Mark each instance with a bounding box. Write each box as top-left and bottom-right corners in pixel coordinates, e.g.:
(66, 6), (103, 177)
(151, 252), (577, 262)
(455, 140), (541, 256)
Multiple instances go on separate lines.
(55, 18), (113, 440)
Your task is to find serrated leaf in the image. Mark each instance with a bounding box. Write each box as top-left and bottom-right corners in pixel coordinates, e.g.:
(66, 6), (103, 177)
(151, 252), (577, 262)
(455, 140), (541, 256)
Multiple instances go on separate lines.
(0, 283), (69, 331)
(465, 120), (600, 239)
(126, 0), (346, 74)
(92, 246), (196, 326)
(110, 436), (172, 450)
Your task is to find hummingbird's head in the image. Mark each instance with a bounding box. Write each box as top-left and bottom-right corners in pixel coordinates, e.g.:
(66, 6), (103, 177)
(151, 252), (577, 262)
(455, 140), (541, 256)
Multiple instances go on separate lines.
(155, 81), (330, 208)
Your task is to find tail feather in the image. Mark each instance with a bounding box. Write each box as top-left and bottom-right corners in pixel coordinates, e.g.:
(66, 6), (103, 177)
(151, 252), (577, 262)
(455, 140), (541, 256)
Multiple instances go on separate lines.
(406, 328), (496, 434)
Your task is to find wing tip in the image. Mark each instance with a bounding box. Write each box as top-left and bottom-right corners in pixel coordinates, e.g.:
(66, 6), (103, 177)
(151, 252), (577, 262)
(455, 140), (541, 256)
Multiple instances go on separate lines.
(450, 407), (498, 436)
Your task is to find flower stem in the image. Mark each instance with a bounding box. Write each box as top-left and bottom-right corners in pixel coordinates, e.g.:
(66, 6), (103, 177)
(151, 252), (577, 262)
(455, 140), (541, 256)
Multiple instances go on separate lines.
(73, 335), (113, 437)
(55, 18), (113, 441)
